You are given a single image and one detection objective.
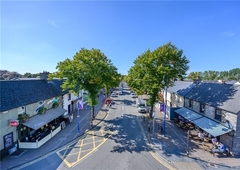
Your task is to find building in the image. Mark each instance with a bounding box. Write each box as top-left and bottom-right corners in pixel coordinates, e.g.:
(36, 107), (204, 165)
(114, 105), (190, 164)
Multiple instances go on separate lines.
(0, 72), (83, 159)
(169, 81), (240, 156)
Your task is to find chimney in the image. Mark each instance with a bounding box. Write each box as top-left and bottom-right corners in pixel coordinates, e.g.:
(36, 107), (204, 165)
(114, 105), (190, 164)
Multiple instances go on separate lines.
(40, 71), (49, 80)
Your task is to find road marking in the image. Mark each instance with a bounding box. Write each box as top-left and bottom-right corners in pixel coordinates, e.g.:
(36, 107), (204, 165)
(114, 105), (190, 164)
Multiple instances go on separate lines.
(150, 151), (176, 170)
(57, 130), (113, 168)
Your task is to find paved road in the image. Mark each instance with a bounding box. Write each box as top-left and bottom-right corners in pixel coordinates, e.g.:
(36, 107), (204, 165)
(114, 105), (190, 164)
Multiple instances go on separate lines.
(17, 90), (169, 170)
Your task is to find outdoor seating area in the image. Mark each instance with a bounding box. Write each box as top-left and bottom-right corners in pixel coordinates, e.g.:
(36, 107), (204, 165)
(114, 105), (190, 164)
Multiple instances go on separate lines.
(173, 114), (231, 158)
(174, 116), (195, 130)
(27, 122), (59, 142)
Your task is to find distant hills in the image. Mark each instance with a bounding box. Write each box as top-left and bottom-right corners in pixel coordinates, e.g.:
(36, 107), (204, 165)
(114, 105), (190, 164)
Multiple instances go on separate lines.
(0, 70), (23, 80)
(0, 70), (41, 80)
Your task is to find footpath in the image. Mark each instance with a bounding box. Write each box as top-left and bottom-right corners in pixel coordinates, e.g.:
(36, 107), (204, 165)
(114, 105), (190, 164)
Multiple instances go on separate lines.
(138, 103), (240, 170)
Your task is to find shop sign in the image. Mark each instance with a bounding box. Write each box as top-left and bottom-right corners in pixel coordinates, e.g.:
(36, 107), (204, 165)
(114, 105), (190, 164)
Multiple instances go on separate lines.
(9, 120), (19, 127)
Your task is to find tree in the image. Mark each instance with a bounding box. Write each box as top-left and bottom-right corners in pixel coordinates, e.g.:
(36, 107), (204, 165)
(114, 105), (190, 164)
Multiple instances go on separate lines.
(49, 48), (120, 120)
(126, 42), (189, 118)
(187, 72), (202, 81)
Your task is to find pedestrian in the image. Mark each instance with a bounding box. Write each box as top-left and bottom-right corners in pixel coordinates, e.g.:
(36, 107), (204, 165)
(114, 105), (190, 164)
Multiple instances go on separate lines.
(148, 125), (151, 132)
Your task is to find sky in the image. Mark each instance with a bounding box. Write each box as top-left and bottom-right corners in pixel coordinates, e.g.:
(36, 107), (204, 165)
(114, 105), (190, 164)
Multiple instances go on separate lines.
(1, 0), (240, 76)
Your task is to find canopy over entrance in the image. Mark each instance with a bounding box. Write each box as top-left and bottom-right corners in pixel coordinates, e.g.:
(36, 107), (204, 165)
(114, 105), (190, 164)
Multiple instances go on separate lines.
(23, 107), (67, 130)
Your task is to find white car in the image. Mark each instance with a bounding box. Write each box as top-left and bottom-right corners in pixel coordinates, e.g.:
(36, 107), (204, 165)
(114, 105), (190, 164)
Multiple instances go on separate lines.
(111, 92), (118, 97)
(130, 93), (137, 98)
(119, 91), (123, 95)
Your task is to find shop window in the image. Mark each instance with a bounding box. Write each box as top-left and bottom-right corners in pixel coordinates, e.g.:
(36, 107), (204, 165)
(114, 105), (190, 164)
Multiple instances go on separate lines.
(189, 100), (193, 108)
(215, 109), (222, 121)
(200, 104), (205, 113)
(18, 106), (25, 114)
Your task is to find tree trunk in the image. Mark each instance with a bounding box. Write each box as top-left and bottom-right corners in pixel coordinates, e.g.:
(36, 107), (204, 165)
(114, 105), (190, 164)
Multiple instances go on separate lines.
(92, 106), (95, 119)
(149, 105), (153, 118)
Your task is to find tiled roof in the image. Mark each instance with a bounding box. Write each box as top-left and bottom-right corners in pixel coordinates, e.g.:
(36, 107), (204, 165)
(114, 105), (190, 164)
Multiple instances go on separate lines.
(0, 79), (65, 112)
(167, 81), (195, 96)
(49, 79), (68, 94)
(185, 82), (240, 114)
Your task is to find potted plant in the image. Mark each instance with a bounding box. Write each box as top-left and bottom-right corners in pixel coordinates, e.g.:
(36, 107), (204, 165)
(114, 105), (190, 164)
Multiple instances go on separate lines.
(18, 113), (30, 124)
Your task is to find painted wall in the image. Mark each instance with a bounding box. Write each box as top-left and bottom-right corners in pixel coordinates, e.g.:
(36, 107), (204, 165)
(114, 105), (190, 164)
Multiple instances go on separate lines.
(0, 109), (18, 151)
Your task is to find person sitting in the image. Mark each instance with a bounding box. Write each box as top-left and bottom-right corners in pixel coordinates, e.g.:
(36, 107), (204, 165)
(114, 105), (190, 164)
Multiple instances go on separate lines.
(198, 131), (204, 140)
(212, 137), (218, 148)
(211, 142), (227, 155)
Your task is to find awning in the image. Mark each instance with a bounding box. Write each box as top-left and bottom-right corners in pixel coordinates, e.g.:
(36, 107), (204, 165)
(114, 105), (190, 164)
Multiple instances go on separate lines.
(23, 107), (67, 130)
(191, 117), (232, 137)
(175, 107), (203, 121)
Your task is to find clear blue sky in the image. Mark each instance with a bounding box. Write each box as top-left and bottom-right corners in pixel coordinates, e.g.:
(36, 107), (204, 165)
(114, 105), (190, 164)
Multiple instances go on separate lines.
(1, 1), (240, 75)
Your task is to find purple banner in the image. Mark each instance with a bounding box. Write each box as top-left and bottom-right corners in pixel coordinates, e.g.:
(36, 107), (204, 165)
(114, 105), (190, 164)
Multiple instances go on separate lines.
(78, 100), (84, 110)
(160, 103), (165, 112)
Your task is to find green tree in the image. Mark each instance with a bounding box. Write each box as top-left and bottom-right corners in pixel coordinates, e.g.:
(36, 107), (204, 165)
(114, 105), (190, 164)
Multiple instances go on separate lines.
(126, 42), (189, 118)
(103, 65), (122, 97)
(187, 71), (203, 81)
(49, 48), (120, 120)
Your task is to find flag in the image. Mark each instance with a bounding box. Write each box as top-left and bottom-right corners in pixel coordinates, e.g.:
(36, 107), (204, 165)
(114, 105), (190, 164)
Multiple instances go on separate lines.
(160, 103), (165, 112)
(78, 100), (84, 109)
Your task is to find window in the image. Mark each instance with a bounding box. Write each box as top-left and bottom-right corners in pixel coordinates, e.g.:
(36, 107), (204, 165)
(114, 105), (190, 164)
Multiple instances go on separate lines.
(18, 106), (25, 114)
(200, 104), (205, 113)
(189, 100), (193, 108)
(68, 94), (71, 101)
(215, 109), (222, 121)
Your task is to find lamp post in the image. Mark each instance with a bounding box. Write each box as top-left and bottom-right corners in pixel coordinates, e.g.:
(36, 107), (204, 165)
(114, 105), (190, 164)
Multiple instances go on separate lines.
(163, 75), (168, 136)
(77, 89), (81, 133)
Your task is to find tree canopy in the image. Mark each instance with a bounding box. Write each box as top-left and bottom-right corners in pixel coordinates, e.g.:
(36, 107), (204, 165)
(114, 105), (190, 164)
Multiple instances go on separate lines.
(49, 48), (120, 119)
(125, 42), (189, 118)
(187, 68), (240, 81)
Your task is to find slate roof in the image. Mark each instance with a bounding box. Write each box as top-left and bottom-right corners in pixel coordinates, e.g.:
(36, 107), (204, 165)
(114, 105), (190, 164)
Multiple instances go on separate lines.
(49, 79), (68, 94)
(185, 82), (240, 114)
(167, 81), (195, 96)
(0, 79), (66, 112)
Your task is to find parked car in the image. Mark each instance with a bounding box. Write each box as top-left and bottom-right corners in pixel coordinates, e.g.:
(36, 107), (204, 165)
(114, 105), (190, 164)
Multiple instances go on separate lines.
(130, 93), (137, 98)
(111, 92), (118, 97)
(136, 98), (147, 113)
(119, 91), (123, 95)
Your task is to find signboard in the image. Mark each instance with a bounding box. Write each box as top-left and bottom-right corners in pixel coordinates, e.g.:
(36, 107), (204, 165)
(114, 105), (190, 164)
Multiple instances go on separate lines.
(3, 132), (14, 149)
(9, 120), (19, 127)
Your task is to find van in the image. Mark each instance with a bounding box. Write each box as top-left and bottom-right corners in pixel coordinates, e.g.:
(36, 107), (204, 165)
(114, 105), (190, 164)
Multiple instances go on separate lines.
(136, 98), (147, 113)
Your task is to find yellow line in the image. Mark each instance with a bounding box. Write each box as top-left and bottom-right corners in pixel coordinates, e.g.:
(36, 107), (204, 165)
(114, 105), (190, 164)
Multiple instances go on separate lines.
(150, 150), (176, 170)
(76, 132), (113, 163)
(93, 131), (96, 149)
(77, 138), (84, 159)
(79, 148), (94, 153)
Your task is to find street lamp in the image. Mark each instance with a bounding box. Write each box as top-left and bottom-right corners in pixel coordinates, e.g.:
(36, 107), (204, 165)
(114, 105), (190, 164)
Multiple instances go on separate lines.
(163, 75), (168, 136)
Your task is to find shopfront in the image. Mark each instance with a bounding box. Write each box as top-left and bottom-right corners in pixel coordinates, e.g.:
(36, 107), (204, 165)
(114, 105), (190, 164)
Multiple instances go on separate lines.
(18, 107), (67, 149)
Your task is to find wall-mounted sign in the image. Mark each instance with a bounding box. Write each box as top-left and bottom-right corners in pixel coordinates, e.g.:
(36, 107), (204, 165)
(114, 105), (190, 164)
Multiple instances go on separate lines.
(3, 132), (14, 149)
(9, 120), (19, 127)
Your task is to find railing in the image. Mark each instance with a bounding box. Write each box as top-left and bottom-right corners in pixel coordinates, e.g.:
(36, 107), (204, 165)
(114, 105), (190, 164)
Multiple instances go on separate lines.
(18, 126), (62, 149)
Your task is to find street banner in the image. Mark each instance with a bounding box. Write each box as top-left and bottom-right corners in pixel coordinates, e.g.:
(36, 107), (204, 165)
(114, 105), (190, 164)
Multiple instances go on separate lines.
(160, 103), (165, 112)
(78, 99), (84, 110)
